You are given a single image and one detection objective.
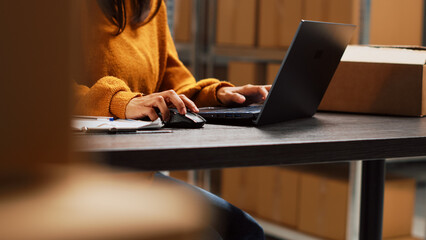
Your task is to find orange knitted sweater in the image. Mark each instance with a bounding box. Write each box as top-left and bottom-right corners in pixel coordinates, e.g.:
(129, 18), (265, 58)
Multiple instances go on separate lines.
(73, 0), (232, 119)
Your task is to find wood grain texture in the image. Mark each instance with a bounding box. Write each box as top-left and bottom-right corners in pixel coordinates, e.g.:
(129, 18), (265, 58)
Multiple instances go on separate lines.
(74, 113), (426, 170)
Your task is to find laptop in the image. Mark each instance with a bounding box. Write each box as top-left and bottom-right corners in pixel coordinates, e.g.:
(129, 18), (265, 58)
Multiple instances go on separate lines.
(198, 20), (356, 126)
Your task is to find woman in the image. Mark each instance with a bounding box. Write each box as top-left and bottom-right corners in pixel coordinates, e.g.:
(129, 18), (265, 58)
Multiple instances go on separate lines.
(74, 0), (268, 239)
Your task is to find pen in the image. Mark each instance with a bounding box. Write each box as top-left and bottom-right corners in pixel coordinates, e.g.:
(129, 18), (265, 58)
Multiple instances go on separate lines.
(136, 130), (173, 134)
(74, 115), (115, 121)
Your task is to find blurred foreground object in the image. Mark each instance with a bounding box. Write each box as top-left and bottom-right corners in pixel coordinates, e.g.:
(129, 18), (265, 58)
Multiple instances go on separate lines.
(0, 165), (210, 240)
(0, 1), (210, 240)
(0, 0), (72, 179)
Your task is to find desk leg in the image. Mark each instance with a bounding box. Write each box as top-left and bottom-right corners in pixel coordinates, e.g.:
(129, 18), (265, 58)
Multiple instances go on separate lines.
(359, 159), (386, 240)
(424, 185), (426, 240)
(188, 170), (199, 186)
(188, 170), (211, 192)
(346, 161), (362, 240)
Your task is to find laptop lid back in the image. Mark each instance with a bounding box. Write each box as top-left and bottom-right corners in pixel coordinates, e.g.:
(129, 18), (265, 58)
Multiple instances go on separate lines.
(255, 20), (356, 126)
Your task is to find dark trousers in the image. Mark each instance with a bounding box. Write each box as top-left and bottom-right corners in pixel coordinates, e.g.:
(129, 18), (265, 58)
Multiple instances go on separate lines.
(154, 173), (265, 240)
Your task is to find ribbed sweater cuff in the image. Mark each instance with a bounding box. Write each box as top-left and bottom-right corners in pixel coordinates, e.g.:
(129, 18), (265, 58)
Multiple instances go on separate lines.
(110, 91), (141, 119)
(197, 81), (234, 107)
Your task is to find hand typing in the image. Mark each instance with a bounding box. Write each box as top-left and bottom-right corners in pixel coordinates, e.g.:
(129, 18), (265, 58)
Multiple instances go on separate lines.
(217, 84), (271, 106)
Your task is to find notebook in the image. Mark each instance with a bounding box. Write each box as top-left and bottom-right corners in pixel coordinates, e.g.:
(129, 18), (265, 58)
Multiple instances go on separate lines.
(198, 20), (356, 126)
(72, 116), (163, 133)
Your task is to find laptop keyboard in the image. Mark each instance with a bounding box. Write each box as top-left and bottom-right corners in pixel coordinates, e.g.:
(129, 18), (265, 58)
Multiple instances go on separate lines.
(219, 105), (262, 113)
(200, 105), (262, 114)
(199, 105), (262, 114)
(198, 105), (262, 120)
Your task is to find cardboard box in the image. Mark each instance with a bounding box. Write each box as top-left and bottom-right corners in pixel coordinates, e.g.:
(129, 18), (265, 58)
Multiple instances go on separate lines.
(256, 167), (300, 227)
(227, 61), (266, 86)
(298, 169), (348, 240)
(169, 170), (189, 182)
(221, 167), (259, 213)
(266, 63), (281, 85)
(302, 0), (423, 45)
(302, 0), (360, 44)
(258, 0), (303, 48)
(256, 0), (422, 48)
(385, 237), (422, 240)
(383, 178), (417, 238)
(221, 167), (300, 227)
(302, 0), (327, 21)
(173, 0), (192, 42)
(370, 0), (424, 46)
(216, 0), (257, 46)
(222, 164), (416, 240)
(297, 165), (416, 240)
(257, 0), (361, 47)
(319, 45), (426, 116)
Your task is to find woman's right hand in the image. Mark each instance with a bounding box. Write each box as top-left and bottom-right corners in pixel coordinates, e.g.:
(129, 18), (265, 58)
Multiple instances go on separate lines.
(125, 90), (199, 121)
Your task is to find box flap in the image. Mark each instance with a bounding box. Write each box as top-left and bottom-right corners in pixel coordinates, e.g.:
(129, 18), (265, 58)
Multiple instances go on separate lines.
(369, 45), (426, 51)
(341, 45), (426, 65)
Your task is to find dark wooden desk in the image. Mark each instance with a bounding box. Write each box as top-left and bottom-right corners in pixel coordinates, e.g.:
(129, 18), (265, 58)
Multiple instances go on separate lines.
(75, 112), (426, 240)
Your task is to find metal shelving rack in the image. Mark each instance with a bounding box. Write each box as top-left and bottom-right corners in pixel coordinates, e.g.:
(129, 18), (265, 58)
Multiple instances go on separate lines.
(174, 1), (371, 239)
(178, 0), (374, 79)
(204, 0), (287, 78)
(176, 0), (290, 79)
(254, 218), (322, 240)
(173, 1), (423, 240)
(166, 1), (426, 238)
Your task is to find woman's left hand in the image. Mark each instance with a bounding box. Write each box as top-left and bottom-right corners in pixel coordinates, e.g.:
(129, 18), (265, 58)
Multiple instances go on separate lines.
(217, 84), (271, 106)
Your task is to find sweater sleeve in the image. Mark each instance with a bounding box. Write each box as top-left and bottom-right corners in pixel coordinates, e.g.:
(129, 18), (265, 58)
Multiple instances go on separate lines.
(160, 28), (233, 107)
(73, 76), (141, 119)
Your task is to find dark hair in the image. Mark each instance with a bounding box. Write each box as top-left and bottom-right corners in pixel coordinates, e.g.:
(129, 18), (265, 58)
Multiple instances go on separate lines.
(97, 0), (162, 35)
